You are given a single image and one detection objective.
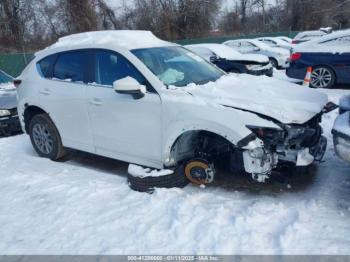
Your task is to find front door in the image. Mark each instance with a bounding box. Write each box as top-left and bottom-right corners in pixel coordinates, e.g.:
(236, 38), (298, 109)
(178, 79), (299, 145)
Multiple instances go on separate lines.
(86, 50), (162, 168)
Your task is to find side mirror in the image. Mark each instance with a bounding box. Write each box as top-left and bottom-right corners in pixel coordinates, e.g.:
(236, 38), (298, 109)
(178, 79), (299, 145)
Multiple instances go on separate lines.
(113, 77), (146, 99)
(253, 47), (260, 52)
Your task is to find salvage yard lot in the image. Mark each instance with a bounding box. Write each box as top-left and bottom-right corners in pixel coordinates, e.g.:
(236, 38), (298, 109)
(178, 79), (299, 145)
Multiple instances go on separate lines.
(0, 85), (350, 255)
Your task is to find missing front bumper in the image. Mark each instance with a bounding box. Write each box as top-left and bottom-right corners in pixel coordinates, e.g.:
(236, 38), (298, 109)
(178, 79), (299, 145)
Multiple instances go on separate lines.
(242, 135), (327, 175)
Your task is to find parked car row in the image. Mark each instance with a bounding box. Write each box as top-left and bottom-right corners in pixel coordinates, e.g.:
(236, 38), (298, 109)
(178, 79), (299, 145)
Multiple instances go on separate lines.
(14, 30), (339, 192)
(223, 38), (290, 69)
(0, 70), (22, 137)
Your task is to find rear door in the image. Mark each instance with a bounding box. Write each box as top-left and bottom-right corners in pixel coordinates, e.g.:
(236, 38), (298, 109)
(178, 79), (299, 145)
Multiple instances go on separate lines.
(38, 50), (93, 152)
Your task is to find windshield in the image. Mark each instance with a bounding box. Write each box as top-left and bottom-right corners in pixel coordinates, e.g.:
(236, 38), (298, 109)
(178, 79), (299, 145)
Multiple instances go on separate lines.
(132, 46), (224, 87)
(0, 70), (13, 84)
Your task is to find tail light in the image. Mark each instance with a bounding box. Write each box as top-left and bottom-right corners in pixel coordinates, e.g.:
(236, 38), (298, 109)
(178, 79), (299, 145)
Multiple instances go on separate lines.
(13, 79), (22, 88)
(290, 53), (301, 62)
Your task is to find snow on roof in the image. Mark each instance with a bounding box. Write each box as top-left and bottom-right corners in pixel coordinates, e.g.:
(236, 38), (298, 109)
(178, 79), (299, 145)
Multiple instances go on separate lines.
(257, 37), (292, 47)
(42, 30), (175, 53)
(294, 29), (350, 53)
(186, 43), (242, 59)
(186, 43), (268, 63)
(294, 30), (327, 40)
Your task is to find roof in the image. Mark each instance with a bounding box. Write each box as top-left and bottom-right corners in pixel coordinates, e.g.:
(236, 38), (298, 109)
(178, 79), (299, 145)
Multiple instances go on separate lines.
(38, 30), (175, 55)
(294, 29), (350, 53)
(294, 30), (327, 40)
(186, 43), (242, 57)
(186, 43), (269, 63)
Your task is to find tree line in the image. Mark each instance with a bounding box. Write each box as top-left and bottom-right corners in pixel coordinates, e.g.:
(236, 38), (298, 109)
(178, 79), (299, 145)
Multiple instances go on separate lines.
(1, 0), (350, 53)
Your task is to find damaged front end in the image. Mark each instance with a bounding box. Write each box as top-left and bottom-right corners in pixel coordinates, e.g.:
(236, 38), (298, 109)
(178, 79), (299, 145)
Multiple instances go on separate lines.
(241, 113), (328, 179)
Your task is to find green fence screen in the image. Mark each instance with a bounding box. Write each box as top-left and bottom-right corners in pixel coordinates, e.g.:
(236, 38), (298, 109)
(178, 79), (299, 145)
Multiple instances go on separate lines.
(0, 53), (34, 77)
(0, 31), (299, 77)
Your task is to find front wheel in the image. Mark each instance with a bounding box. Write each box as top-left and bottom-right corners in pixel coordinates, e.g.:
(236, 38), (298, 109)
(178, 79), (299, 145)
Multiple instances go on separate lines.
(310, 66), (336, 89)
(29, 114), (66, 160)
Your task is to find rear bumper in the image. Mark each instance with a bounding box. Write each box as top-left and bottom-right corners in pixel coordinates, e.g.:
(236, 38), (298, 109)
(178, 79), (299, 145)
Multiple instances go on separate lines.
(0, 115), (22, 136)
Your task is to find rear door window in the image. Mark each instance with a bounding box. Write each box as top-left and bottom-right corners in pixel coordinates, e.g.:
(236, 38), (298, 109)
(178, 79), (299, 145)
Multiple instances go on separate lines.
(53, 51), (88, 82)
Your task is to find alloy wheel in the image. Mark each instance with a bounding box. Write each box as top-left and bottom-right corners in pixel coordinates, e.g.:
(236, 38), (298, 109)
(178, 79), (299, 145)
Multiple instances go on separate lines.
(311, 67), (333, 88)
(32, 123), (54, 154)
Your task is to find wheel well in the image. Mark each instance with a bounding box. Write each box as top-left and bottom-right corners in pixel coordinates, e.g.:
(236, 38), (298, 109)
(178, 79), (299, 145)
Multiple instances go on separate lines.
(169, 130), (235, 166)
(269, 57), (277, 63)
(23, 105), (47, 133)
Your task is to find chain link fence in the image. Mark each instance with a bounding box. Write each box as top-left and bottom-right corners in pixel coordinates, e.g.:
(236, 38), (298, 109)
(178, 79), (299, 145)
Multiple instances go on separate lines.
(0, 53), (34, 77)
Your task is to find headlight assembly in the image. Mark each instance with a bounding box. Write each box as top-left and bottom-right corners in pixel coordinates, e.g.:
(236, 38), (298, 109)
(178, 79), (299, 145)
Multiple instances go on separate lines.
(0, 109), (11, 117)
(246, 125), (286, 143)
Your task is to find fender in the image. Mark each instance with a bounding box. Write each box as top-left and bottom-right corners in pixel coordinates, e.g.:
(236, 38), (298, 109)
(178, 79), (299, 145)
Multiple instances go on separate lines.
(161, 105), (280, 166)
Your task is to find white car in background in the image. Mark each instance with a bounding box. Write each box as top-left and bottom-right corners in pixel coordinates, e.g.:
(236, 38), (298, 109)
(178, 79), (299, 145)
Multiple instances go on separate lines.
(16, 30), (333, 191)
(185, 43), (273, 77)
(276, 36), (293, 44)
(256, 37), (292, 51)
(223, 39), (290, 69)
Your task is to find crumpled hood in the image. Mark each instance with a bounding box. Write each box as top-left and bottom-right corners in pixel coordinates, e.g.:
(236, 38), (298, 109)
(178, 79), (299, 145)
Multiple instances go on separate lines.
(184, 74), (329, 124)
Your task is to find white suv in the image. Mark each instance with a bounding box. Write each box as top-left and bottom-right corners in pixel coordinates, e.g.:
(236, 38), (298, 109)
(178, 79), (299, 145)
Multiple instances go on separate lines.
(17, 30), (331, 186)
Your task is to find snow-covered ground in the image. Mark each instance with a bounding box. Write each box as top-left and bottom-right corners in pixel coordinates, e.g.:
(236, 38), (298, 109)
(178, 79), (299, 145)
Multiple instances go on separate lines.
(0, 82), (350, 255)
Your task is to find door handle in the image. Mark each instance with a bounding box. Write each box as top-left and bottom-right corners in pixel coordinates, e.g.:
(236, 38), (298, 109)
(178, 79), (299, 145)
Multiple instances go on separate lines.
(39, 88), (51, 95)
(89, 98), (103, 106)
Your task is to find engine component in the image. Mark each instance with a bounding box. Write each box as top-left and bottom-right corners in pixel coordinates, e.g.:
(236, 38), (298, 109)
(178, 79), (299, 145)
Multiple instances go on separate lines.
(243, 148), (278, 175)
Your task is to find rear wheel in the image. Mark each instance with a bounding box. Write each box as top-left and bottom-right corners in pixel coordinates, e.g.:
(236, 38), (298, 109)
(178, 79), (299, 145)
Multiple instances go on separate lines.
(29, 114), (66, 160)
(310, 66), (336, 89)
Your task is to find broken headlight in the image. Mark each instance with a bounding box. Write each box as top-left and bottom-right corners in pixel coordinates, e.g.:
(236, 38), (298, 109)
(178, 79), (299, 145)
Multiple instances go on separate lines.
(246, 125), (286, 143)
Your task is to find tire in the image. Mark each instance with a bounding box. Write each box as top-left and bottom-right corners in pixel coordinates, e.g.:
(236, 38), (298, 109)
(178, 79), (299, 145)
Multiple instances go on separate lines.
(127, 168), (189, 193)
(310, 66), (336, 89)
(269, 58), (278, 68)
(29, 114), (66, 160)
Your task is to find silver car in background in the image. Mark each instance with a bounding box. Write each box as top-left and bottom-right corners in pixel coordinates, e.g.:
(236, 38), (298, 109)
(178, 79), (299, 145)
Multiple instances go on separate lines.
(223, 39), (290, 69)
